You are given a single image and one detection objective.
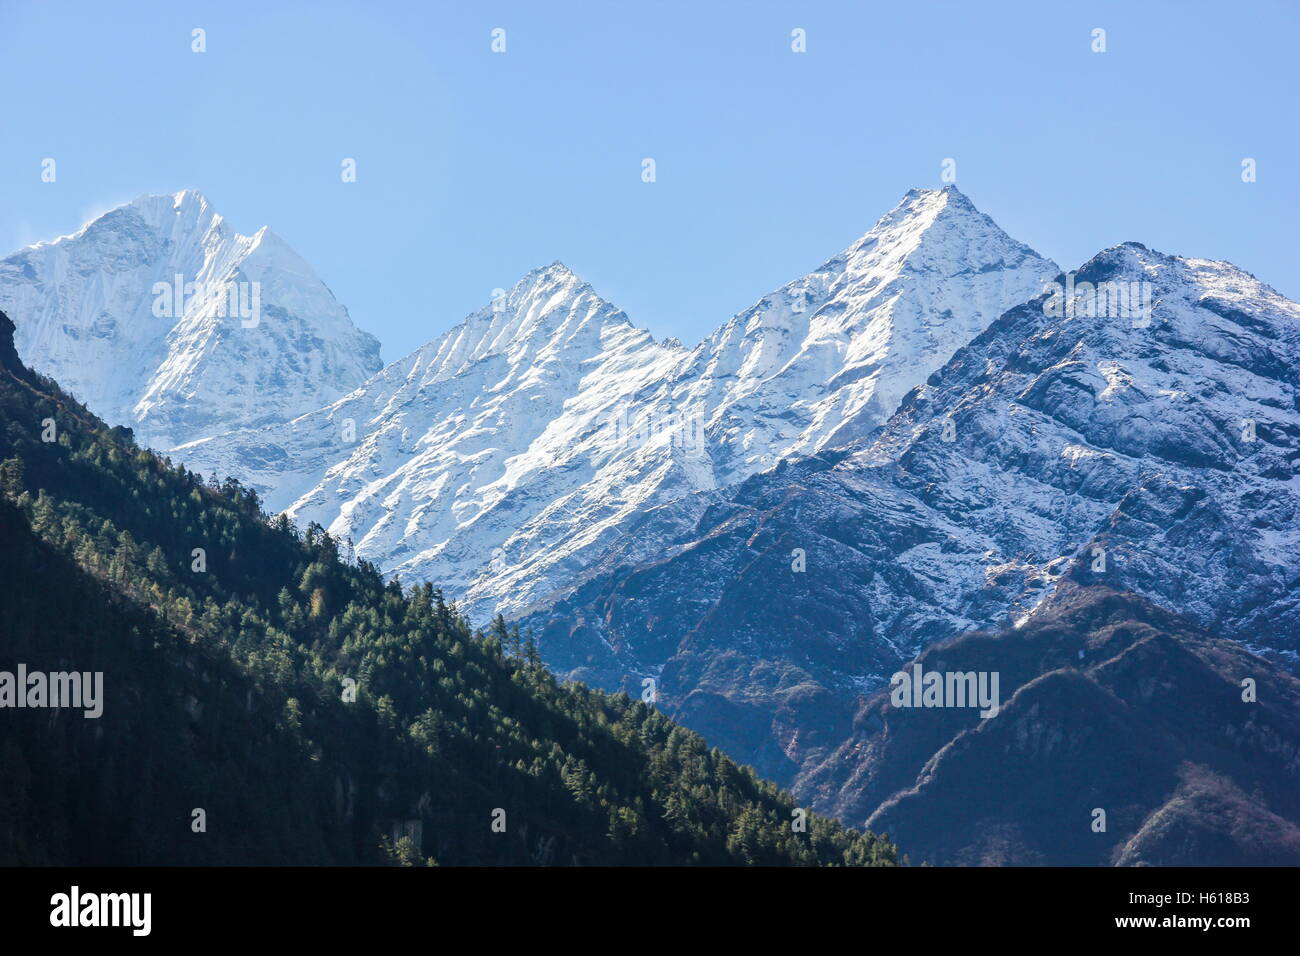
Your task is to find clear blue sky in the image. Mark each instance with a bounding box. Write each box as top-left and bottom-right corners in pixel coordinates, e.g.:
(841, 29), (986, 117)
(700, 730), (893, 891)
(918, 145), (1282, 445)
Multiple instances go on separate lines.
(1, 0), (1296, 362)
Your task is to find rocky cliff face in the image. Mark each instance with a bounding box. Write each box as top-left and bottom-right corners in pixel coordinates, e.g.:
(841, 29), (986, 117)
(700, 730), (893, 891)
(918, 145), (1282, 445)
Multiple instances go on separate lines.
(0, 310), (20, 373)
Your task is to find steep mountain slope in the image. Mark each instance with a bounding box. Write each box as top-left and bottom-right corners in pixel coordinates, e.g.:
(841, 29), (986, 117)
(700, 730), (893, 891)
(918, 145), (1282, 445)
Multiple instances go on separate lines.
(0, 191), (382, 450)
(525, 241), (1300, 789)
(0, 308), (896, 867)
(667, 185), (1058, 485)
(177, 186), (1058, 622)
(813, 583), (1300, 866)
(175, 262), (689, 601)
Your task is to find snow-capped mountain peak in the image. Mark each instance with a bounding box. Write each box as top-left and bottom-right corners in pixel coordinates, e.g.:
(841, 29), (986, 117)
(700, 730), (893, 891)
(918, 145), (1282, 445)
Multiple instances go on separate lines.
(172, 261), (681, 597)
(168, 186), (1059, 625)
(0, 192), (382, 450)
(409, 260), (633, 385)
(670, 184), (1059, 484)
(523, 233), (1300, 793)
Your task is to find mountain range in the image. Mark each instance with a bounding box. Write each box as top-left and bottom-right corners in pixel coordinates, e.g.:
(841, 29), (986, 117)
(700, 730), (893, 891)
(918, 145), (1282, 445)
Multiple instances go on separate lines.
(525, 238), (1300, 800)
(121, 186), (1060, 624)
(0, 307), (894, 865)
(4, 185), (1297, 864)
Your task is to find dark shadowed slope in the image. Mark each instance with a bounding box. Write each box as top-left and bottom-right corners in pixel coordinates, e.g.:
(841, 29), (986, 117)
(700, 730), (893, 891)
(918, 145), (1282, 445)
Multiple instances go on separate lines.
(806, 582), (1300, 866)
(0, 309), (896, 867)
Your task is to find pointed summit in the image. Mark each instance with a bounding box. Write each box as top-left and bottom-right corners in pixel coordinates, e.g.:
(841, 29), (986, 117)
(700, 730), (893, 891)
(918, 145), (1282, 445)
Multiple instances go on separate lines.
(891, 183), (973, 214)
(402, 260), (636, 387)
(509, 260), (589, 299)
(0, 192), (381, 450)
(106, 189), (223, 239)
(847, 185), (1042, 270)
(511, 260), (578, 284)
(899, 183), (967, 202)
(676, 184), (1061, 482)
(540, 259), (579, 278)
(118, 188), (213, 220)
(170, 187), (211, 209)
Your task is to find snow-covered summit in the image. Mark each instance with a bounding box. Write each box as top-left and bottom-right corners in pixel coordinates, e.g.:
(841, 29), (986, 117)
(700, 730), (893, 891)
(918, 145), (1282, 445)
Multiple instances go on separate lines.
(522, 236), (1300, 786)
(666, 184), (1058, 484)
(0, 191), (382, 450)
(172, 186), (1059, 620)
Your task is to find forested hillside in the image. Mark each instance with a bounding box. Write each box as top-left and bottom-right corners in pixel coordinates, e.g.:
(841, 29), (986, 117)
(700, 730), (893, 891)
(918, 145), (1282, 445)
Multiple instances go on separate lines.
(0, 310), (897, 867)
